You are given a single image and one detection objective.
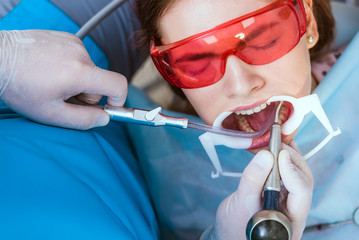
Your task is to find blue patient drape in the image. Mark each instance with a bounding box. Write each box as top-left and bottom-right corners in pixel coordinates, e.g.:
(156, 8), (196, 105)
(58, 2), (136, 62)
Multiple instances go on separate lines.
(0, 114), (158, 239)
(0, 0), (159, 239)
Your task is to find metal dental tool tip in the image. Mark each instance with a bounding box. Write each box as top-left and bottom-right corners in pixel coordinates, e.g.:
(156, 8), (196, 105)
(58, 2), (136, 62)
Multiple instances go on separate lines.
(246, 101), (293, 240)
(274, 101), (282, 123)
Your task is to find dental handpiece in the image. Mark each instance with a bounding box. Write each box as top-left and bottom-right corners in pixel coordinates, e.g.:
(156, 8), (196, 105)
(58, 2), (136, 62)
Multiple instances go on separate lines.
(103, 105), (270, 138)
(246, 102), (293, 240)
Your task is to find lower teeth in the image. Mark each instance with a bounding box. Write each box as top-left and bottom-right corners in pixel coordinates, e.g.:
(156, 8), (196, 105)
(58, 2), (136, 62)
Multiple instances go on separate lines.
(237, 115), (254, 132)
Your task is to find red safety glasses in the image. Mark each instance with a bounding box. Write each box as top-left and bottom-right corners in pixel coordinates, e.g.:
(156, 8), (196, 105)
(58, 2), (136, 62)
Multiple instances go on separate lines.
(150, 0), (306, 88)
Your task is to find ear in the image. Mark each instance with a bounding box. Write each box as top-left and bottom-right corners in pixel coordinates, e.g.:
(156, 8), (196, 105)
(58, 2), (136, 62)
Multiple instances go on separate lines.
(302, 0), (319, 49)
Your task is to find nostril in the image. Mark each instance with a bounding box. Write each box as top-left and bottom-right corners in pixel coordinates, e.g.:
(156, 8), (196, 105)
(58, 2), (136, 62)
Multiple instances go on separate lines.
(221, 56), (265, 97)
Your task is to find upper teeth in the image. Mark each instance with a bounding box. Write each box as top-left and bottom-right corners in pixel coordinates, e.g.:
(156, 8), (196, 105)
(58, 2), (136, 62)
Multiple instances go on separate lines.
(235, 102), (269, 115)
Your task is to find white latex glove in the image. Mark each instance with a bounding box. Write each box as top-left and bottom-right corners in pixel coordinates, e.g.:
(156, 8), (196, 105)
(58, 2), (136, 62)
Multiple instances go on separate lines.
(202, 141), (313, 240)
(0, 30), (127, 129)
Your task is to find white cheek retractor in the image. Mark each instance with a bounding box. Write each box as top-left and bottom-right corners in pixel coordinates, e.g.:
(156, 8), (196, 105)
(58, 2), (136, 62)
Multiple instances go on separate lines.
(199, 94), (341, 178)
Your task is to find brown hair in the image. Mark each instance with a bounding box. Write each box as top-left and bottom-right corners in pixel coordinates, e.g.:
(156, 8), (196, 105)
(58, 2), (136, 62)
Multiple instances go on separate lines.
(311, 0), (335, 59)
(135, 0), (175, 46)
(135, 0), (335, 110)
(135, 0), (335, 60)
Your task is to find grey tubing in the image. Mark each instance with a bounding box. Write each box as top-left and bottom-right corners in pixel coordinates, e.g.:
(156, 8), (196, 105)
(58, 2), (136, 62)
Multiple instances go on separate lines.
(76, 0), (128, 40)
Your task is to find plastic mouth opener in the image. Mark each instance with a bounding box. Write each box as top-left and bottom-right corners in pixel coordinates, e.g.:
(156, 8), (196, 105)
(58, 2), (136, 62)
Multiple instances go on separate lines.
(103, 105), (266, 138)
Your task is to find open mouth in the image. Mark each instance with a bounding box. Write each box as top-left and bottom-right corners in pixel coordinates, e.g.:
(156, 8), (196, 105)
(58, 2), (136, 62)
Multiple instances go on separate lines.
(221, 101), (293, 138)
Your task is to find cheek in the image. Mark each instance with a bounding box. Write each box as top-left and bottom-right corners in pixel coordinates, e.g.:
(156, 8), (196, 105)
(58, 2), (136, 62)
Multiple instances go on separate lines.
(290, 41), (313, 95)
(270, 39), (312, 97)
(182, 88), (220, 125)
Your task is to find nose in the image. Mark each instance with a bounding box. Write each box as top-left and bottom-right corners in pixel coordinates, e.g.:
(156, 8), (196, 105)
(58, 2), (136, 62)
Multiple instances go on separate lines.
(221, 56), (265, 98)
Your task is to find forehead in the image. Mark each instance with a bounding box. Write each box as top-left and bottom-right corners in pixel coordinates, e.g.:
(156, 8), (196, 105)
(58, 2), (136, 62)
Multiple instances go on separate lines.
(159, 0), (274, 44)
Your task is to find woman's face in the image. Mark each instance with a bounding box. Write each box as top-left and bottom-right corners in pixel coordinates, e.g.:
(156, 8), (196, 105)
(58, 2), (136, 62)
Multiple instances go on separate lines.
(159, 0), (315, 150)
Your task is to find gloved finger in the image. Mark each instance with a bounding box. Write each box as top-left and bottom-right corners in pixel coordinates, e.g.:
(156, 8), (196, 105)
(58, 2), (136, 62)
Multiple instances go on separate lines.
(278, 149), (313, 239)
(40, 102), (110, 130)
(236, 150), (274, 212)
(288, 140), (302, 154)
(281, 144), (313, 184)
(214, 151), (274, 239)
(238, 150), (274, 193)
(74, 93), (102, 105)
(279, 149), (313, 202)
(82, 66), (128, 106)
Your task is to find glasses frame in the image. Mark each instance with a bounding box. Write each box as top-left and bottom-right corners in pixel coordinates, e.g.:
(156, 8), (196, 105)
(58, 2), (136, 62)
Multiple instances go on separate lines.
(150, 0), (307, 88)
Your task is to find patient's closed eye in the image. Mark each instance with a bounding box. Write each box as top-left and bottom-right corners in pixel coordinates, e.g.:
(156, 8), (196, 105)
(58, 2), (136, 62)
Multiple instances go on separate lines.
(176, 58), (212, 76)
(175, 52), (217, 64)
(241, 22), (281, 50)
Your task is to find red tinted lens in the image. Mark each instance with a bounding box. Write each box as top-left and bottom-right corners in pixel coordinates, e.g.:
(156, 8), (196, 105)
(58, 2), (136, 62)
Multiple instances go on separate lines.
(234, 4), (302, 64)
(151, 0), (305, 88)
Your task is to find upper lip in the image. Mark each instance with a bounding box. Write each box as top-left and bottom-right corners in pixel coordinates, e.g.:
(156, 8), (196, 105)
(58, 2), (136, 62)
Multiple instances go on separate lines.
(213, 98), (273, 128)
(230, 97), (270, 112)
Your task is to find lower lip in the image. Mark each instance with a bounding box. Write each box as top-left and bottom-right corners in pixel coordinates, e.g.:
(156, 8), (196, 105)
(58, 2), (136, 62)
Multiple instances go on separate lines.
(248, 131), (287, 150)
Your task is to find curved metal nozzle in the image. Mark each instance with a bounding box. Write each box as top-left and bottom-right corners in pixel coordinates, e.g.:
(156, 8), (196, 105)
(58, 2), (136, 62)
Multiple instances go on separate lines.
(275, 101), (283, 123)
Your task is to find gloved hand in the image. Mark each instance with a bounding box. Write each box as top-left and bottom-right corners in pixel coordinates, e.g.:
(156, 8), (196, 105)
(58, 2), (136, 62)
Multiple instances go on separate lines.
(201, 141), (313, 240)
(0, 30), (127, 129)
